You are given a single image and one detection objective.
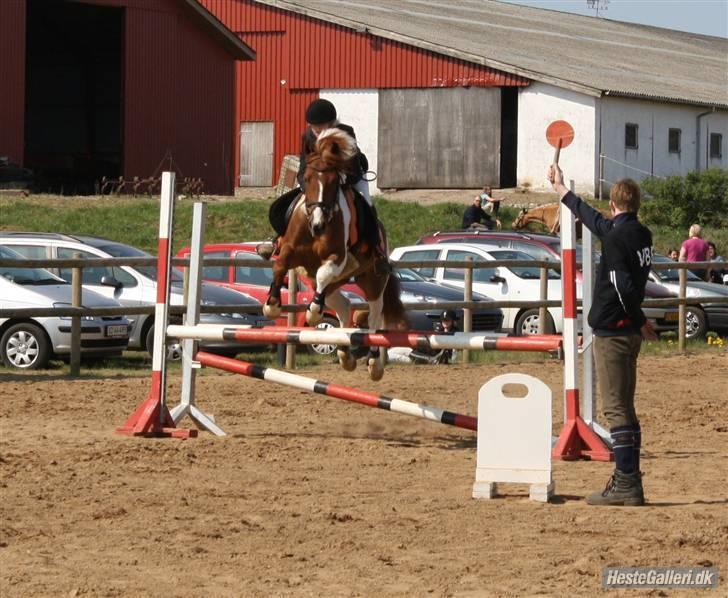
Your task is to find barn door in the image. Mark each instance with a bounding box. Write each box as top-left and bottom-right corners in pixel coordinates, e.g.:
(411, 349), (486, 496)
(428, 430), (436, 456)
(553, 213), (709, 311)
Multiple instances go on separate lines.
(239, 121), (274, 186)
(378, 88), (501, 188)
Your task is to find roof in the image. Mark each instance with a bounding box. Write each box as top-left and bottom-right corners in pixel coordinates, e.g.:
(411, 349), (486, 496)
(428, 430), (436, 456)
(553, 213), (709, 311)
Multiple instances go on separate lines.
(255, 0), (727, 108)
(183, 0), (255, 60)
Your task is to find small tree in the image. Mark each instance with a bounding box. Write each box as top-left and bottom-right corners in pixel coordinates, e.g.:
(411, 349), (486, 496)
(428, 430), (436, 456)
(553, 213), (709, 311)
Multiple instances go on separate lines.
(640, 168), (728, 229)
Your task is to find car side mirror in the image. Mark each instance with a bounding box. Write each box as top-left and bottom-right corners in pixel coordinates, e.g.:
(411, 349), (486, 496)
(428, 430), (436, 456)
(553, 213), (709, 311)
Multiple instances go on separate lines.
(490, 275), (506, 284)
(101, 275), (123, 289)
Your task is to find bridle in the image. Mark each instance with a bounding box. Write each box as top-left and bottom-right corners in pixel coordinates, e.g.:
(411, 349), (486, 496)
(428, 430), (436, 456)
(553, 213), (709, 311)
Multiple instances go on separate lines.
(302, 160), (346, 231)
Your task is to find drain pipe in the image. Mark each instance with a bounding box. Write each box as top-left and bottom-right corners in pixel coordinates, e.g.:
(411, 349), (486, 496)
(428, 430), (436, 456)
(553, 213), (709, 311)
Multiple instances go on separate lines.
(696, 107), (716, 171)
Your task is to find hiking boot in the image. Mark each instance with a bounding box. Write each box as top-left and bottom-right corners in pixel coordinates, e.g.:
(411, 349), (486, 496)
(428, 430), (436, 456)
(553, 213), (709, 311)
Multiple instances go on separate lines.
(256, 240), (276, 260)
(586, 470), (644, 506)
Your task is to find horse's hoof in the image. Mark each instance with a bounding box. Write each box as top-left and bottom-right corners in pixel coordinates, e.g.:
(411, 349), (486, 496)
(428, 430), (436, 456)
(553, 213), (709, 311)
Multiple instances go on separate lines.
(306, 307), (323, 326)
(338, 349), (357, 371)
(368, 357), (384, 382)
(263, 303), (281, 318)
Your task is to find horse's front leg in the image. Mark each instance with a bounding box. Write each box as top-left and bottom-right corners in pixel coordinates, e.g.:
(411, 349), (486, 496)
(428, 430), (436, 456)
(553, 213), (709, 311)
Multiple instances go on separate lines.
(263, 252), (289, 319)
(307, 253), (347, 325)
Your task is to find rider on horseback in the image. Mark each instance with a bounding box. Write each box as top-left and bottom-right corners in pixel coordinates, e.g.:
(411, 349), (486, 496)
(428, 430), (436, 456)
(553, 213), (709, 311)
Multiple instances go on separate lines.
(258, 99), (390, 273)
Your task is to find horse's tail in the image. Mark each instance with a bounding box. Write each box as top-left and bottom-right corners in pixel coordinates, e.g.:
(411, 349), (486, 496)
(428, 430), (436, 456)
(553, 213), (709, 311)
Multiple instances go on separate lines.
(381, 274), (408, 330)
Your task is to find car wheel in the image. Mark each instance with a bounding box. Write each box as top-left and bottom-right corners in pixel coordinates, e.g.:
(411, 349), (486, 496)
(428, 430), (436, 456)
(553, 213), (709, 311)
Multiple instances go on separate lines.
(145, 324), (182, 361)
(1, 322), (51, 370)
(514, 309), (555, 336)
(307, 316), (340, 356)
(684, 307), (706, 340)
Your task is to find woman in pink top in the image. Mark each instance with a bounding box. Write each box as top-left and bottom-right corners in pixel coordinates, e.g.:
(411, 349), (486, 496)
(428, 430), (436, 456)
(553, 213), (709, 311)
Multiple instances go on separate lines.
(679, 224), (710, 278)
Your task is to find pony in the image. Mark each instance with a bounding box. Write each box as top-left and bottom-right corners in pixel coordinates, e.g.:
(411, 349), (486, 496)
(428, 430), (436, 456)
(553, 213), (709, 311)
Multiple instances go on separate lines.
(512, 203), (611, 237)
(262, 128), (407, 381)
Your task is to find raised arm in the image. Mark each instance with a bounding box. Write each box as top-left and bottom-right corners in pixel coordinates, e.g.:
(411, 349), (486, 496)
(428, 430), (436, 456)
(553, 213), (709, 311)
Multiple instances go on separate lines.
(548, 164), (613, 238)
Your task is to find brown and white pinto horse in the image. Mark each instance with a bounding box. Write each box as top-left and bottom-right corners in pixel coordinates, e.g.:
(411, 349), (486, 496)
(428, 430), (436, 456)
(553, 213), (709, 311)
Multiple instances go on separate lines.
(262, 128), (407, 381)
(512, 203), (611, 237)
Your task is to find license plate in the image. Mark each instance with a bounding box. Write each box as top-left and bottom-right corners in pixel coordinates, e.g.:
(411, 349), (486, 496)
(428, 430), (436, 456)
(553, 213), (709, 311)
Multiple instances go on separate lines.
(106, 324), (129, 338)
(665, 312), (680, 321)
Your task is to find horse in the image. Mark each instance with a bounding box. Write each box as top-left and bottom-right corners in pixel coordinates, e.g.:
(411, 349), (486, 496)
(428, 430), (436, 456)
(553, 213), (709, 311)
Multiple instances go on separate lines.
(262, 128), (407, 381)
(512, 203), (611, 237)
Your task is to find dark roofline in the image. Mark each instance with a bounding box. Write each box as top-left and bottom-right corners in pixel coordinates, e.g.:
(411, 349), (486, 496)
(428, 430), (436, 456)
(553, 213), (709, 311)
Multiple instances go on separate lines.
(183, 0), (256, 61)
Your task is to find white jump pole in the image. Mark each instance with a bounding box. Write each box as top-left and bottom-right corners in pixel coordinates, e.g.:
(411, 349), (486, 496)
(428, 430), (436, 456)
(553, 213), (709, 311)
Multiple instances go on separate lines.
(169, 202), (225, 436)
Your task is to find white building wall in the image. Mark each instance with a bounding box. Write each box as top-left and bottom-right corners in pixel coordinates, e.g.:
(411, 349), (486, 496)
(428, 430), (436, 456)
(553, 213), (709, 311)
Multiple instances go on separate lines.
(599, 97), (728, 189)
(320, 89), (381, 193)
(517, 82), (597, 194)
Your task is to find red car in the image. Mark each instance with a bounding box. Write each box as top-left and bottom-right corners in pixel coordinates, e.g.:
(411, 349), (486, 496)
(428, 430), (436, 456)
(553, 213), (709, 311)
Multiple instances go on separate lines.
(176, 243), (367, 354)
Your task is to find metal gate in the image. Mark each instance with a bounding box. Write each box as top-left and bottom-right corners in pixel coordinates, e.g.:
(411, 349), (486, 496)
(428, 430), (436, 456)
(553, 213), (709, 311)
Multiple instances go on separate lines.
(378, 88), (501, 188)
(239, 121), (274, 186)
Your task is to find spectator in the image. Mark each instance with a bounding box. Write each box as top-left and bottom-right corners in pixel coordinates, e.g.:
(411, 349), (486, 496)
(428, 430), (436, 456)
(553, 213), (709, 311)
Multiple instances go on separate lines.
(679, 224), (710, 279)
(667, 248), (679, 261)
(462, 196), (501, 230)
(479, 185), (505, 217)
(705, 242), (725, 284)
(409, 310), (459, 364)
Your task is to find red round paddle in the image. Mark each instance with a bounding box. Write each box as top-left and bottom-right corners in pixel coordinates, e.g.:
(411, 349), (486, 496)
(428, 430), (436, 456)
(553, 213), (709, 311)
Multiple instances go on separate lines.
(546, 120), (575, 164)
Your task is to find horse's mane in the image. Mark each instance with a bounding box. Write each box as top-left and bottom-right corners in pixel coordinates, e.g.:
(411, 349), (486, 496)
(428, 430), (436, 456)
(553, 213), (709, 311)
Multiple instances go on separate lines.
(314, 128), (358, 170)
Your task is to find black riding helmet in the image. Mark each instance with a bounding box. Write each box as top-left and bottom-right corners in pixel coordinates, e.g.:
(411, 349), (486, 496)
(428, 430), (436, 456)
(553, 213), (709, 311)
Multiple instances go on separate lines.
(306, 99), (337, 125)
(441, 309), (457, 321)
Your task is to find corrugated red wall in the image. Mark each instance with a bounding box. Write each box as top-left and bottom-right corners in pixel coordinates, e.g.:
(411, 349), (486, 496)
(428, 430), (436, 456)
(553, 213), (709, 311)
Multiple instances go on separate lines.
(0, 0), (237, 194)
(202, 0), (529, 186)
(0, 0), (26, 166)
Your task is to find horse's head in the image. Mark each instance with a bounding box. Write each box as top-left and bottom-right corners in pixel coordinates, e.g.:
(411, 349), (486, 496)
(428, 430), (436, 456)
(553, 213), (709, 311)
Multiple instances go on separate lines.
(302, 129), (357, 236)
(512, 208), (529, 230)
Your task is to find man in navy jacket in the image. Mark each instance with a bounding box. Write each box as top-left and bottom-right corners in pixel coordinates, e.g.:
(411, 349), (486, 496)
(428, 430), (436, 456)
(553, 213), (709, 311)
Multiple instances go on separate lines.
(549, 164), (657, 506)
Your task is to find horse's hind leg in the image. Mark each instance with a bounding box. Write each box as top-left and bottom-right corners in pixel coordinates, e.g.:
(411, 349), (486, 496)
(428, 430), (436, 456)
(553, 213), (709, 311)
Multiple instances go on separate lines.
(263, 248), (289, 318)
(325, 289), (356, 371)
(364, 290), (385, 382)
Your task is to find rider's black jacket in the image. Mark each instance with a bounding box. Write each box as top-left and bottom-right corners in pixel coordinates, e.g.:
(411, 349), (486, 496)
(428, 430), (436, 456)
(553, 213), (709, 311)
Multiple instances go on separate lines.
(561, 191), (652, 337)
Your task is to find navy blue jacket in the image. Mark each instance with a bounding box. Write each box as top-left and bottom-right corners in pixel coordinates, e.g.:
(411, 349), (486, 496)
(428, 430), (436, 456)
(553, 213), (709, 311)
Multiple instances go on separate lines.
(561, 191), (652, 336)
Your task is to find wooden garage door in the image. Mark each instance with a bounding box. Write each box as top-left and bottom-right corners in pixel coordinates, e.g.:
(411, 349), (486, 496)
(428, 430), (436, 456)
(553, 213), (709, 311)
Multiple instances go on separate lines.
(239, 121), (274, 186)
(378, 88), (501, 188)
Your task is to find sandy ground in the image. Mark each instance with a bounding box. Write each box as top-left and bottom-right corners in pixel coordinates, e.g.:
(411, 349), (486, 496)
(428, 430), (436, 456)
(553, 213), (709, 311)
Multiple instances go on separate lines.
(1, 352), (727, 597)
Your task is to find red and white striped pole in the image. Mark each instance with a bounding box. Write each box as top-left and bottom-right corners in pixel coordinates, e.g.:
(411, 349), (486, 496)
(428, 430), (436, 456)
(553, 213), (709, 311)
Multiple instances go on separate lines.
(116, 172), (196, 438)
(552, 181), (610, 460)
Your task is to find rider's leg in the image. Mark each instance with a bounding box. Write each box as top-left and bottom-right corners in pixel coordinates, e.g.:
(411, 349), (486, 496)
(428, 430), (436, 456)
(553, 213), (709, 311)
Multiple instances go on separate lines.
(353, 179), (372, 206)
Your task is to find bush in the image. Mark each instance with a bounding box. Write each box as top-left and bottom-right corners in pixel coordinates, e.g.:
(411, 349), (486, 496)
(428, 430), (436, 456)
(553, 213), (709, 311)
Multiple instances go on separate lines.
(641, 168), (728, 228)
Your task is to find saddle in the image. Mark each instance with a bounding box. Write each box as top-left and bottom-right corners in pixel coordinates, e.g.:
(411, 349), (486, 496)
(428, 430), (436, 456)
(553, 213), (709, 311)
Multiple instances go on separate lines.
(268, 186), (383, 255)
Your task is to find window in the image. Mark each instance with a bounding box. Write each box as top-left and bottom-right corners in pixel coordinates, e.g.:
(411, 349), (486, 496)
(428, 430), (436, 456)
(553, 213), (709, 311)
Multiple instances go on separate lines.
(710, 133), (723, 159)
(234, 252), (274, 286)
(201, 250), (230, 282)
(5, 244), (49, 259)
(668, 128), (681, 154)
(443, 250), (497, 283)
(396, 249), (441, 278)
(57, 247), (136, 287)
(625, 123), (638, 149)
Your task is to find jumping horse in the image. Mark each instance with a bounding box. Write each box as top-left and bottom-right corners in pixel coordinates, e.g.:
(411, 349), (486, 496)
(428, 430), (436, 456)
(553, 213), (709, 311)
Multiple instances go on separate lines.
(512, 203), (611, 237)
(262, 128), (407, 381)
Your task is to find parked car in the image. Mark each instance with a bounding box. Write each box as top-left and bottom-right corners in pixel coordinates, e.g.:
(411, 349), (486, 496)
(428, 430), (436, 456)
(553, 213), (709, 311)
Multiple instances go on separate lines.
(390, 243), (679, 336)
(0, 233), (273, 357)
(0, 245), (131, 369)
(416, 228), (681, 331)
(342, 267), (503, 332)
(648, 253), (728, 339)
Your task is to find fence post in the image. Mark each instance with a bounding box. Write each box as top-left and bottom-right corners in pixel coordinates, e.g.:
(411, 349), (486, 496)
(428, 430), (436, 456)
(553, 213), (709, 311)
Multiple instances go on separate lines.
(69, 252), (82, 377)
(678, 266), (687, 352)
(285, 269), (298, 369)
(538, 266), (547, 335)
(463, 256), (473, 363)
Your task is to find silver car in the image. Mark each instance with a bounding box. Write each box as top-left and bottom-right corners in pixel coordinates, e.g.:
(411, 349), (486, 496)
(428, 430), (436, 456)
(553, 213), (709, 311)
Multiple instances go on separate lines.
(0, 246), (131, 369)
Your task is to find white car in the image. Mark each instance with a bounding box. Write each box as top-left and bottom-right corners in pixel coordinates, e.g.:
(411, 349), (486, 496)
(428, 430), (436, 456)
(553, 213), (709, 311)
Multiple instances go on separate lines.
(390, 243), (570, 334)
(0, 246), (131, 369)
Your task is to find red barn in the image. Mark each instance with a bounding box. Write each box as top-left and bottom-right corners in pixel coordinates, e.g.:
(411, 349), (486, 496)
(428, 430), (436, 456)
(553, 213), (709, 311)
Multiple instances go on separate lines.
(201, 0), (529, 189)
(0, 0), (254, 195)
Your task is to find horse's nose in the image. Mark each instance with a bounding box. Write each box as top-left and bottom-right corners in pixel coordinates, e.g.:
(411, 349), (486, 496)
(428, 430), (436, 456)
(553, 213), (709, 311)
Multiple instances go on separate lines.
(312, 222), (325, 235)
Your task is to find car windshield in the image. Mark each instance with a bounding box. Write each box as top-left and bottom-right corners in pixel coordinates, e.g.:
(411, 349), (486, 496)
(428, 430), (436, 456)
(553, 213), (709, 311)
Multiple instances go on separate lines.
(651, 254), (702, 282)
(395, 268), (428, 282)
(94, 242), (184, 282)
(487, 249), (560, 279)
(0, 245), (67, 285)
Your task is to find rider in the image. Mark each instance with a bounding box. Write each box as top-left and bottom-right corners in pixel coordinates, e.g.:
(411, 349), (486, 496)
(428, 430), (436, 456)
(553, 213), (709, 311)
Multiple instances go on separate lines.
(258, 99), (389, 272)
